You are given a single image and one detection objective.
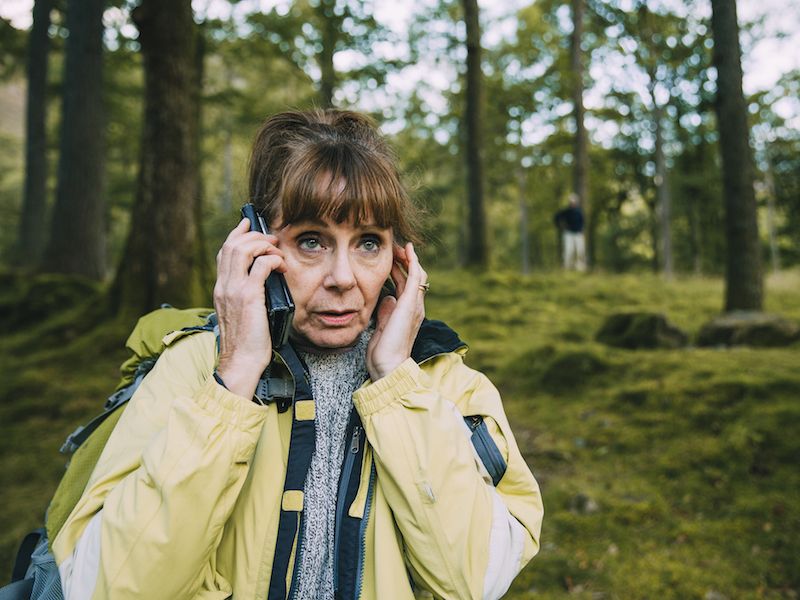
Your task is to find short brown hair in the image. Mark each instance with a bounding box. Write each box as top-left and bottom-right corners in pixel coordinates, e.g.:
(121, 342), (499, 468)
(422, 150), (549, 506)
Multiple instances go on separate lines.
(248, 109), (421, 244)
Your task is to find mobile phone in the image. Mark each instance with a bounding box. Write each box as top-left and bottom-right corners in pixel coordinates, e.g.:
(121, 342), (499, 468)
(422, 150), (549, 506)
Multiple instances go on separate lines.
(240, 204), (295, 349)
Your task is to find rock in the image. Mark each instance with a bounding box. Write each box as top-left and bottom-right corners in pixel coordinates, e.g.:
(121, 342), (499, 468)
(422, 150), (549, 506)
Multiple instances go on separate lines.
(540, 350), (610, 391)
(569, 493), (600, 514)
(704, 591), (729, 600)
(596, 312), (688, 349)
(697, 311), (800, 347)
(0, 273), (101, 334)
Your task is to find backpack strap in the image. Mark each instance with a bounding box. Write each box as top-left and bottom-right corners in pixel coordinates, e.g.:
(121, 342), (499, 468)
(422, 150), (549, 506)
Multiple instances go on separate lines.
(267, 343), (316, 600)
(10, 528), (44, 582)
(0, 578), (33, 600)
(464, 415), (508, 486)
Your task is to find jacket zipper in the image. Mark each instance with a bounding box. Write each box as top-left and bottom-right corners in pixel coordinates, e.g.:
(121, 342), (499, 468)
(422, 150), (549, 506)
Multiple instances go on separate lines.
(354, 463), (376, 600)
(287, 513), (306, 600)
(333, 423), (361, 592)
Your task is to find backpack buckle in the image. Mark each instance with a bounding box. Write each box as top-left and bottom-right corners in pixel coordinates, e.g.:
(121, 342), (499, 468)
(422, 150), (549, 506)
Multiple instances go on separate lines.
(254, 377), (294, 413)
(60, 425), (85, 454)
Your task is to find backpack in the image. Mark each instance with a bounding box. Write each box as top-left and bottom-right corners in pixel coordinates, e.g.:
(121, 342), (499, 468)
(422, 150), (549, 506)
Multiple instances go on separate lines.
(1, 306), (217, 600)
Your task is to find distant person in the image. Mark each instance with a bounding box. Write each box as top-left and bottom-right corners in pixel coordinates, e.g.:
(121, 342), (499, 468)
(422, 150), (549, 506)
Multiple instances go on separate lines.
(554, 193), (587, 271)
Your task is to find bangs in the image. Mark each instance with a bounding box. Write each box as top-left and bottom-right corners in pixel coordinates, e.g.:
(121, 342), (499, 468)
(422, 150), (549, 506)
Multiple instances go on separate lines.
(276, 142), (408, 233)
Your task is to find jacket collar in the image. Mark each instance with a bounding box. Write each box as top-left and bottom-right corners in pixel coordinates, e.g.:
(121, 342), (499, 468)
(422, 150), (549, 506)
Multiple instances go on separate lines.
(411, 318), (467, 363)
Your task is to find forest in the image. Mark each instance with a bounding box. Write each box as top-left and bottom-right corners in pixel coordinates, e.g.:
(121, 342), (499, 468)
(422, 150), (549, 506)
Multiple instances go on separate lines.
(0, 0), (798, 597)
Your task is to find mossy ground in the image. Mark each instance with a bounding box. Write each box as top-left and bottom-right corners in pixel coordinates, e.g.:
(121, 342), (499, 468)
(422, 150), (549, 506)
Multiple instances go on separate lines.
(1, 269), (798, 598)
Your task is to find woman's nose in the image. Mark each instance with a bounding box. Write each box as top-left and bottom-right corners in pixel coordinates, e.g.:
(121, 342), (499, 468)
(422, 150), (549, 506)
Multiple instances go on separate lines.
(323, 250), (357, 291)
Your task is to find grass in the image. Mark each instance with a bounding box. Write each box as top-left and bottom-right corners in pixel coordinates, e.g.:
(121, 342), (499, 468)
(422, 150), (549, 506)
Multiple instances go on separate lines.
(1, 269), (798, 598)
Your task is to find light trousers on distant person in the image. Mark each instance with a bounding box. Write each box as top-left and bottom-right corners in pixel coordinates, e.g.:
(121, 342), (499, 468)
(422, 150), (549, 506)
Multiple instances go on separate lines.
(563, 231), (586, 271)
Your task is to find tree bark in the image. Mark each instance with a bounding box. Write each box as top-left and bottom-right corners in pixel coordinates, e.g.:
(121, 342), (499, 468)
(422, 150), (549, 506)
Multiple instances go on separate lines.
(15, 0), (53, 268)
(41, 0), (106, 279)
(318, 0), (337, 108)
(570, 0), (590, 268)
(110, 0), (206, 317)
(710, 0), (763, 311)
(461, 0), (488, 268)
(764, 157), (780, 272)
(653, 104), (673, 278)
(517, 166), (530, 275)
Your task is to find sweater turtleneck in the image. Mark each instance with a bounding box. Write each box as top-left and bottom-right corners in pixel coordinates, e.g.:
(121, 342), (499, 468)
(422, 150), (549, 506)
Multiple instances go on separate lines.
(293, 327), (372, 600)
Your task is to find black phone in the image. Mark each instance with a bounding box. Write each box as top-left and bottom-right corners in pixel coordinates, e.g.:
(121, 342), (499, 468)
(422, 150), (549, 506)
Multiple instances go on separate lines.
(240, 204), (295, 349)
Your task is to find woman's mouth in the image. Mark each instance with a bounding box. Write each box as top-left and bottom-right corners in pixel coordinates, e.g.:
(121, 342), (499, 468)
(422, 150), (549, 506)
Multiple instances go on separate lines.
(316, 310), (358, 326)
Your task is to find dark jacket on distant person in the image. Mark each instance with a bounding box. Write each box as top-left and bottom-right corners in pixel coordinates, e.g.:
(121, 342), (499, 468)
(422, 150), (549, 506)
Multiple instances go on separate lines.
(554, 206), (584, 233)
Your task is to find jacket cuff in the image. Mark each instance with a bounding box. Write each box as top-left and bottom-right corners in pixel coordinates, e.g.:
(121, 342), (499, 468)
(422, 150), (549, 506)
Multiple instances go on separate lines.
(195, 375), (267, 433)
(353, 358), (424, 416)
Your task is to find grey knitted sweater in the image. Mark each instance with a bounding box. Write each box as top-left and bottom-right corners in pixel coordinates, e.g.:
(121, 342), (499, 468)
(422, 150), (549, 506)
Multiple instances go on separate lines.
(293, 329), (371, 600)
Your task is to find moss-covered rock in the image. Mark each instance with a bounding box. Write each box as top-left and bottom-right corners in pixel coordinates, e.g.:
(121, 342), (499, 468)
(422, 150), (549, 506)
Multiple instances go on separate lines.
(697, 311), (800, 347)
(540, 349), (611, 391)
(0, 272), (103, 337)
(596, 311), (688, 349)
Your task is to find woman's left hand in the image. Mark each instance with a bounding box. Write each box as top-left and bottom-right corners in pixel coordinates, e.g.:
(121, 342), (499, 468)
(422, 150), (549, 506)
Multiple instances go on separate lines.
(366, 243), (428, 381)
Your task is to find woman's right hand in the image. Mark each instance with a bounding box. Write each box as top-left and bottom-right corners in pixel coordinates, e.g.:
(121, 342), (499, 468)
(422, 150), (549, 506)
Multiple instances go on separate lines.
(213, 218), (287, 400)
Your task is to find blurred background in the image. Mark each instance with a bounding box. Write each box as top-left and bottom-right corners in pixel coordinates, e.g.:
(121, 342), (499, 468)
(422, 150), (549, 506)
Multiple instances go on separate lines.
(0, 0), (798, 597)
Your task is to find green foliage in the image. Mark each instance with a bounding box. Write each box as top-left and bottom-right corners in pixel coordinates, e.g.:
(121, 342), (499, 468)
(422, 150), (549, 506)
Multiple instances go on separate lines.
(0, 17), (26, 80)
(0, 132), (23, 261)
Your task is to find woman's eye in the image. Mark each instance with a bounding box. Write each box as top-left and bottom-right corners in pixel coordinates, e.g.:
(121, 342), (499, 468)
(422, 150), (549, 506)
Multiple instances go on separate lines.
(298, 236), (322, 251)
(359, 236), (382, 253)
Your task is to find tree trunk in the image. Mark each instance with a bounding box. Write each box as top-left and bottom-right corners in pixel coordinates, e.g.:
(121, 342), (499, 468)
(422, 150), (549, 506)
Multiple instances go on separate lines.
(570, 0), (590, 268)
(41, 0), (106, 279)
(687, 191), (703, 274)
(461, 0), (488, 268)
(318, 0), (337, 108)
(517, 166), (530, 275)
(220, 54), (234, 212)
(710, 0), (763, 311)
(653, 105), (673, 277)
(764, 158), (780, 272)
(110, 0), (206, 317)
(194, 22), (211, 288)
(15, 0), (53, 268)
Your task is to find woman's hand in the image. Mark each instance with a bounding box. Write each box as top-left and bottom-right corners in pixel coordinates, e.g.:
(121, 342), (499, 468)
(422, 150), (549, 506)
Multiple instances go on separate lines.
(366, 242), (428, 381)
(213, 218), (287, 399)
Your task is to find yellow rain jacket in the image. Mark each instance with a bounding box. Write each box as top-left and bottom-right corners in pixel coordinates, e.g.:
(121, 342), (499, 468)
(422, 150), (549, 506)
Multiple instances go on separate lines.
(53, 319), (543, 599)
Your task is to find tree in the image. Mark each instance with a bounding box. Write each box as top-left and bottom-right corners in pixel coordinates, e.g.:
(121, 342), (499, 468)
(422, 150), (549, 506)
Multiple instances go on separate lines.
(569, 0), (590, 267)
(461, 0), (488, 267)
(248, 1), (395, 109)
(709, 0), (763, 311)
(110, 0), (208, 317)
(14, 0), (53, 268)
(41, 0), (107, 279)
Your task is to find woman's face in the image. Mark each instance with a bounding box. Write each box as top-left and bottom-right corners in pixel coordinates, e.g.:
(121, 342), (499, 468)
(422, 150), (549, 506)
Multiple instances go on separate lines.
(274, 216), (394, 349)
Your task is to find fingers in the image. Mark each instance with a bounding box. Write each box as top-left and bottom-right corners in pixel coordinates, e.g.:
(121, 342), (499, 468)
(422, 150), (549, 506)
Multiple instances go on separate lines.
(407, 244), (428, 295)
(249, 254), (287, 283)
(398, 243), (427, 303)
(217, 220), (284, 285)
(391, 261), (407, 298)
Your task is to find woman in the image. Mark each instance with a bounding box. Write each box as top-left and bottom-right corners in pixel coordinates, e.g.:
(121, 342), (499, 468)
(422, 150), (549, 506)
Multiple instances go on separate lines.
(53, 109), (543, 599)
